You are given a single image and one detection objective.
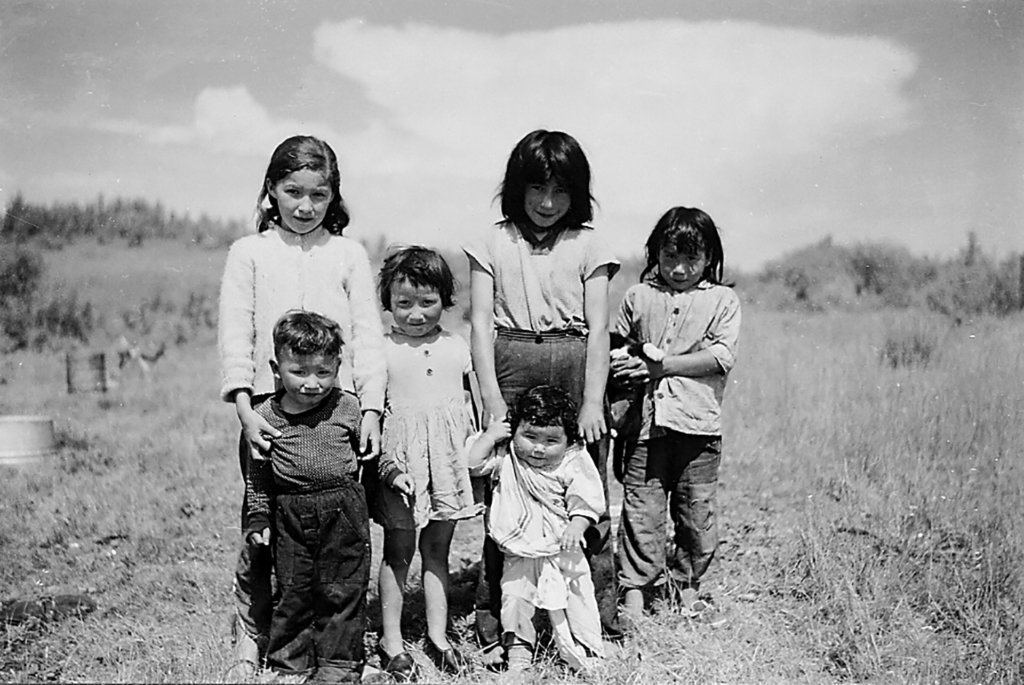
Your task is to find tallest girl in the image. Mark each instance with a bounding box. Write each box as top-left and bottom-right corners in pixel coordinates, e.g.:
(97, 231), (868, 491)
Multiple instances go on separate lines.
(464, 129), (620, 657)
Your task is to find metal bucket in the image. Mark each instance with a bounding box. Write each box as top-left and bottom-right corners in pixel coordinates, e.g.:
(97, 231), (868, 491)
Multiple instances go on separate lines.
(0, 415), (58, 466)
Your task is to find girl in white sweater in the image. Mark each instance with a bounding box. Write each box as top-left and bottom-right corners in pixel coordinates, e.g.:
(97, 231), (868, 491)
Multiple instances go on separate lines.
(218, 135), (386, 678)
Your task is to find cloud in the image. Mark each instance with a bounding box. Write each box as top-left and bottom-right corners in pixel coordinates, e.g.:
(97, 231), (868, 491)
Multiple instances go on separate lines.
(98, 86), (344, 159)
(310, 19), (918, 262)
(71, 18), (919, 267)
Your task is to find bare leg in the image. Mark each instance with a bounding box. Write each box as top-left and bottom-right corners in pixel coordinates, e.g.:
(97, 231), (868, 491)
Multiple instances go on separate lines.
(379, 528), (416, 656)
(419, 520), (456, 647)
(622, 588), (644, 619)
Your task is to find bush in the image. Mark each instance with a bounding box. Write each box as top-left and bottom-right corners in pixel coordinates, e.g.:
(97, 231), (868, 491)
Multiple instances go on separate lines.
(0, 244), (95, 351)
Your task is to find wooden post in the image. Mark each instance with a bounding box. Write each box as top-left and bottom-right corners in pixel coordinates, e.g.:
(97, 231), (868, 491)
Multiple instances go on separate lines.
(1019, 254), (1024, 310)
(66, 351), (108, 394)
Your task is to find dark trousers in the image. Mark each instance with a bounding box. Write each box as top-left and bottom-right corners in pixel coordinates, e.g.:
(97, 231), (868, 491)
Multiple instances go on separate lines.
(474, 330), (618, 646)
(268, 479), (370, 681)
(617, 432), (721, 592)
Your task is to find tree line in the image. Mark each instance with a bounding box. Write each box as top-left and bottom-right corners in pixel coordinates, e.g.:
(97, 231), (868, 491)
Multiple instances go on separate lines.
(1, 193), (245, 249)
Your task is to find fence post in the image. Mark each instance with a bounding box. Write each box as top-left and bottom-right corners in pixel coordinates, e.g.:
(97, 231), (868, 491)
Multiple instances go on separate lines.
(66, 351), (108, 394)
(1019, 254), (1024, 310)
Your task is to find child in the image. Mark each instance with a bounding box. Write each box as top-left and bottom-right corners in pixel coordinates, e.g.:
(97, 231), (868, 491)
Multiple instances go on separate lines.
(218, 135), (386, 677)
(245, 310), (371, 682)
(468, 385), (607, 674)
(463, 129), (620, 653)
(610, 206), (741, 619)
(373, 246), (479, 681)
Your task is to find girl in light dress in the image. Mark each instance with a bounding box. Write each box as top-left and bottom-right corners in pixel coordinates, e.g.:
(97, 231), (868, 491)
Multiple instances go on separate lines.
(373, 246), (479, 681)
(218, 135), (386, 678)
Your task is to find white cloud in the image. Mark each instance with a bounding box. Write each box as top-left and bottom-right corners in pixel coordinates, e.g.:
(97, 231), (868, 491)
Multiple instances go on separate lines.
(311, 19), (918, 265)
(105, 86), (344, 159)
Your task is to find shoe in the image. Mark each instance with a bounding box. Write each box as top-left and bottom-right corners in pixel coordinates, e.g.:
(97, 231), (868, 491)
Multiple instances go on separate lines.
(424, 637), (468, 675)
(226, 628), (261, 682)
(478, 641), (505, 671)
(504, 642), (532, 676)
(698, 603), (730, 627)
(377, 640), (419, 682)
(677, 588), (708, 617)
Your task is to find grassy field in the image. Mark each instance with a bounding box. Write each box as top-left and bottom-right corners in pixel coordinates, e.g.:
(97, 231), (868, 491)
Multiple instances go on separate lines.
(1, 241), (1022, 683)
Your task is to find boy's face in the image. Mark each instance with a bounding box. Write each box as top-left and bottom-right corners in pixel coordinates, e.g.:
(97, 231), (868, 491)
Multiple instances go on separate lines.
(271, 347), (340, 410)
(512, 421), (568, 468)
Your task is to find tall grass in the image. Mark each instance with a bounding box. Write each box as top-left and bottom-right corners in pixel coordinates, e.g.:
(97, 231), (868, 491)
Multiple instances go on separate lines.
(1, 308), (1021, 683)
(729, 309), (1024, 683)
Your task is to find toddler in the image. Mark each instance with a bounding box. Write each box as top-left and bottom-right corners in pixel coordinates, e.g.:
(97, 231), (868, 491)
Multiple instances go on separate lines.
(468, 385), (606, 674)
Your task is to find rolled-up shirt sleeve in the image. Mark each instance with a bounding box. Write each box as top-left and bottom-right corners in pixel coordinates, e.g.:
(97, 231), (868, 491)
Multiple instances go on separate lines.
(704, 289), (741, 374)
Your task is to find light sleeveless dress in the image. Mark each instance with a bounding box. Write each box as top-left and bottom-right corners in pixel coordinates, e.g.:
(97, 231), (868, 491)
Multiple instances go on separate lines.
(376, 327), (480, 529)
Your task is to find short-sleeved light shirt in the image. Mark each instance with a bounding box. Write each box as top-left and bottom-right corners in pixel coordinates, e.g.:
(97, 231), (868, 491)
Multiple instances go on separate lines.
(614, 275), (741, 438)
(464, 222), (621, 332)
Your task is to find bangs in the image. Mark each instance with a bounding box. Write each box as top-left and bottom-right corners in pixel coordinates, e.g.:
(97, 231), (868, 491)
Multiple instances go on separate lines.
(665, 225), (708, 257)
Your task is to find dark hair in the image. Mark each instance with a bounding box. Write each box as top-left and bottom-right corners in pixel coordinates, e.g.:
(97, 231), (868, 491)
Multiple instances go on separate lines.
(376, 245), (457, 311)
(256, 135), (350, 235)
(272, 310), (344, 359)
(641, 206), (727, 285)
(498, 130), (594, 230)
(509, 385), (580, 445)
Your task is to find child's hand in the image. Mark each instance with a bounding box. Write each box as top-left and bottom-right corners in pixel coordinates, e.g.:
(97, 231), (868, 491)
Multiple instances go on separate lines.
(392, 473), (415, 499)
(238, 406), (281, 459)
(483, 417), (512, 444)
(610, 352), (650, 386)
(560, 516), (589, 552)
(359, 410), (382, 460)
(577, 401), (606, 445)
(248, 528), (271, 547)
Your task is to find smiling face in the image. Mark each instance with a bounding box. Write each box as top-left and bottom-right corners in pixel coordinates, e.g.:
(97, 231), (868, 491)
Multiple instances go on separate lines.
(389, 278), (443, 338)
(523, 179), (571, 231)
(272, 347), (340, 412)
(512, 421), (569, 469)
(658, 244), (709, 292)
(268, 168), (333, 235)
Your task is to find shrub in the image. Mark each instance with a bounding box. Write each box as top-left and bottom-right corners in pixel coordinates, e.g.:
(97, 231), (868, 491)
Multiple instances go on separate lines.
(878, 315), (946, 369)
(0, 244), (95, 351)
(0, 246), (44, 303)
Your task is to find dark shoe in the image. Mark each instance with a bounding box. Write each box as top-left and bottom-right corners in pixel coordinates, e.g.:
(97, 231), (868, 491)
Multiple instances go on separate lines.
(424, 638), (468, 675)
(377, 640), (418, 682)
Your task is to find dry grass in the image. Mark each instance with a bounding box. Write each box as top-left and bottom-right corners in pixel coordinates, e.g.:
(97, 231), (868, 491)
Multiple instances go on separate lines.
(1, 243), (1022, 683)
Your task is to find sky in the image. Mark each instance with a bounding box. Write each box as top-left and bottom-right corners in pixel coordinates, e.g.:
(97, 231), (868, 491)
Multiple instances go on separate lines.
(0, 0), (1021, 271)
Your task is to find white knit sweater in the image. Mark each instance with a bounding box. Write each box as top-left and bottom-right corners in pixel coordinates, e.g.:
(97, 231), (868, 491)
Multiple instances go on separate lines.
(218, 224), (386, 412)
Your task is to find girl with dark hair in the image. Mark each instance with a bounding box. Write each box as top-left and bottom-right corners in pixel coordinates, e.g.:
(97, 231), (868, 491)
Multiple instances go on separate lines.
(219, 135), (386, 679)
(373, 246), (477, 680)
(611, 206), (741, 622)
(464, 129), (620, 660)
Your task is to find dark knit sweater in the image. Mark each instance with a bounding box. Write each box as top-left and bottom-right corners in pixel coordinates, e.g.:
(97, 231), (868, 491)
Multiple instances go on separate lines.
(244, 388), (362, 536)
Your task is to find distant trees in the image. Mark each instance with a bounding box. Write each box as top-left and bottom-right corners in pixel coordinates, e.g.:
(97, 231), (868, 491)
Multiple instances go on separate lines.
(1, 193), (246, 248)
(0, 194), (237, 351)
(748, 233), (1022, 322)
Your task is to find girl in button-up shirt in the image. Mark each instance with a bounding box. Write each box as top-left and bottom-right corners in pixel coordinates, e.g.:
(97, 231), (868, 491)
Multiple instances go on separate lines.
(610, 206), (741, 620)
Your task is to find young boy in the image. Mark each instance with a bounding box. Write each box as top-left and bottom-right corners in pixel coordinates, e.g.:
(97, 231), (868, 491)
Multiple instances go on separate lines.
(245, 310), (370, 682)
(467, 385), (606, 674)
